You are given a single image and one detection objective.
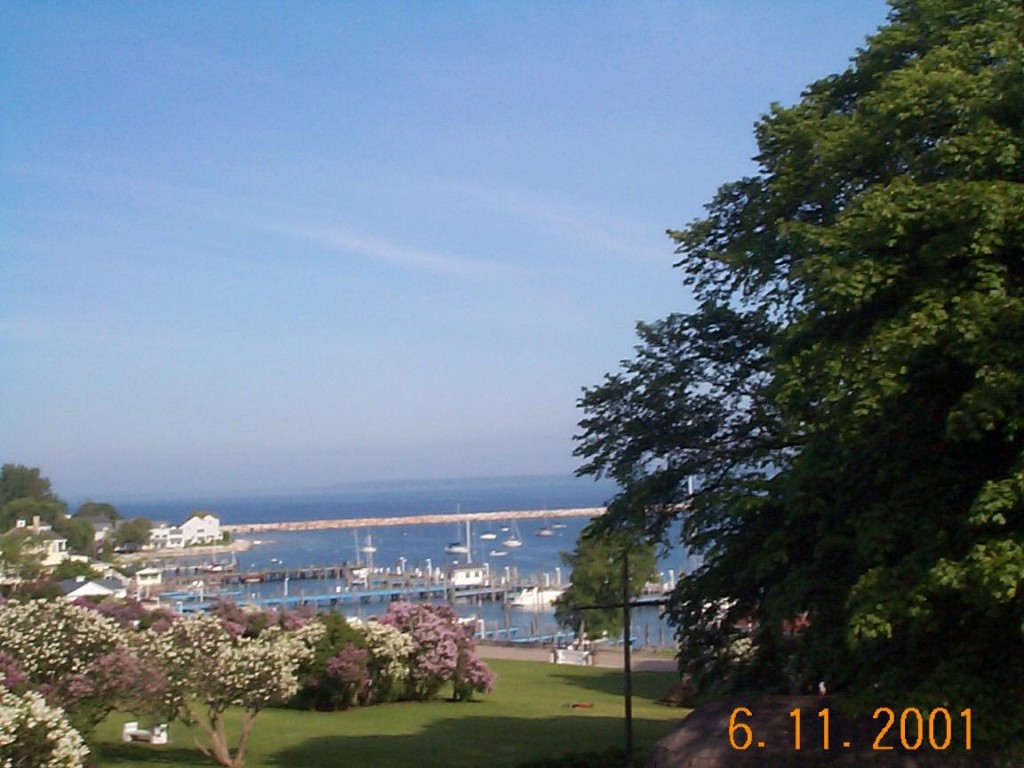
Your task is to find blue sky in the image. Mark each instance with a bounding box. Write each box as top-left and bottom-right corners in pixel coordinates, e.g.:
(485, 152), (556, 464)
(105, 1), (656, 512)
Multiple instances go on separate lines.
(1, 2), (889, 498)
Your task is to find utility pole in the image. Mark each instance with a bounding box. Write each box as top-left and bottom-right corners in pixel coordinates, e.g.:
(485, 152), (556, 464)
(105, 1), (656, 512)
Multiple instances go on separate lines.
(575, 545), (669, 767)
(622, 548), (634, 766)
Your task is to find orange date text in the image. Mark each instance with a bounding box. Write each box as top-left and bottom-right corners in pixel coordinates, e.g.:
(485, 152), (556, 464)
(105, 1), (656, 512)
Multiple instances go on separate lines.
(727, 706), (972, 752)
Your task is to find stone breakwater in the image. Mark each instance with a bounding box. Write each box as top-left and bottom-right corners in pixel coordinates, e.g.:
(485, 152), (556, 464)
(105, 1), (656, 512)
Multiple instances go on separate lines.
(222, 506), (605, 535)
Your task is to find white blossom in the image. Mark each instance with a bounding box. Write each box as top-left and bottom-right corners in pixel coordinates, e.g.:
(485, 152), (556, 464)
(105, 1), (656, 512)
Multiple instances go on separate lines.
(0, 686), (88, 768)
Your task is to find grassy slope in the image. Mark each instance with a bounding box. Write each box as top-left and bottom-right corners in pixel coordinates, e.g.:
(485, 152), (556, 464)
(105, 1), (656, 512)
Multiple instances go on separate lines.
(92, 659), (687, 767)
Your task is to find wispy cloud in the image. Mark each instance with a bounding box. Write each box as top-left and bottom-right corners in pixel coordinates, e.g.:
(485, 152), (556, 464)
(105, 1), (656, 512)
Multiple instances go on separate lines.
(438, 180), (668, 266)
(270, 223), (515, 280)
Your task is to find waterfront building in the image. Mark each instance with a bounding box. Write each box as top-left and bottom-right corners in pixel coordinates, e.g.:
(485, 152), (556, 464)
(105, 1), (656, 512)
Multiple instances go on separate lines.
(450, 564), (489, 588)
(148, 513), (222, 550)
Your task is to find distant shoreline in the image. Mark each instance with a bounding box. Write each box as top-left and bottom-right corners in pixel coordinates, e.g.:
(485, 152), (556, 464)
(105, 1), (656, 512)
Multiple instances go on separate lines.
(118, 539), (254, 562)
(72, 473), (613, 508)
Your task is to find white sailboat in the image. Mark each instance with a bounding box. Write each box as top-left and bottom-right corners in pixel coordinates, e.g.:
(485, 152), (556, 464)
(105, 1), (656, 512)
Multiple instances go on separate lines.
(445, 518), (472, 562)
(444, 539), (469, 555)
(502, 522), (523, 549)
(360, 533), (377, 571)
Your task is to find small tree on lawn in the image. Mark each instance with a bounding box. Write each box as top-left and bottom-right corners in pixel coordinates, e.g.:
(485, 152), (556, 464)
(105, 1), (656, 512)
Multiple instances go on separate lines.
(147, 612), (324, 768)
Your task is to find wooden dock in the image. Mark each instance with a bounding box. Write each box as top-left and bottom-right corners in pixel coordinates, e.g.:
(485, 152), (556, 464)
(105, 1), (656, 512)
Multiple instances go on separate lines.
(221, 506), (605, 535)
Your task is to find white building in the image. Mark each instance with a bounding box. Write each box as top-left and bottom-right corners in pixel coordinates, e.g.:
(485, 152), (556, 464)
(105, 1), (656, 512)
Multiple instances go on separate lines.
(134, 567), (163, 598)
(180, 513), (220, 545)
(15, 517), (69, 567)
(450, 564), (489, 588)
(147, 513), (221, 550)
(59, 576), (128, 601)
(148, 523), (185, 550)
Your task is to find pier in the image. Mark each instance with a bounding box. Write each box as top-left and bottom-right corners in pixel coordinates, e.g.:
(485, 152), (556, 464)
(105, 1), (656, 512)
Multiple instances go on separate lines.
(221, 506), (605, 535)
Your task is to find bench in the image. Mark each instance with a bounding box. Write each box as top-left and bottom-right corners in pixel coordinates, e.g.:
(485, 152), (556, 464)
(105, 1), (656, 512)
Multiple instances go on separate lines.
(553, 648), (593, 666)
(121, 722), (168, 745)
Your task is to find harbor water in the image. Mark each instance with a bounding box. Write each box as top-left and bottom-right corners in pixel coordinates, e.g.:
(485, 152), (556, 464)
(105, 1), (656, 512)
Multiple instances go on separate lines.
(110, 475), (695, 647)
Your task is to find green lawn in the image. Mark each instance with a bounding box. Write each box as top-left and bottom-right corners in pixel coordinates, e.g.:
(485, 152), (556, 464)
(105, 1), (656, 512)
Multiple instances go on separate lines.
(92, 659), (688, 767)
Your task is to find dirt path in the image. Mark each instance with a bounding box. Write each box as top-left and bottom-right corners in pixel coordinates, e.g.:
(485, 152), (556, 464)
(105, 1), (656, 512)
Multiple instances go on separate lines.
(477, 642), (678, 672)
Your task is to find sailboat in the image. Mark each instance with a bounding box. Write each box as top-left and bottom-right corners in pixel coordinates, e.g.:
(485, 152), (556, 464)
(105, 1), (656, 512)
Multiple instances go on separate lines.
(360, 533), (377, 571)
(479, 523), (498, 541)
(444, 539), (469, 555)
(445, 518), (472, 559)
(502, 522), (523, 549)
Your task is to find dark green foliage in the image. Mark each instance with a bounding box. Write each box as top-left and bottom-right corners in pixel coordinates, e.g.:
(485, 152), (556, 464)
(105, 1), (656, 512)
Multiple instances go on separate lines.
(52, 516), (95, 555)
(73, 501), (121, 522)
(291, 611), (368, 710)
(554, 526), (657, 638)
(0, 529), (45, 580)
(0, 464), (59, 508)
(52, 559), (102, 581)
(3, 579), (64, 600)
(0, 497), (67, 533)
(110, 517), (151, 550)
(574, 0), (1024, 748)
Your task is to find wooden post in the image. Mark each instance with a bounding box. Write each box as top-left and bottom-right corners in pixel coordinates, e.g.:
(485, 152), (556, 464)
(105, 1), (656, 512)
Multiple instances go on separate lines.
(622, 549), (633, 766)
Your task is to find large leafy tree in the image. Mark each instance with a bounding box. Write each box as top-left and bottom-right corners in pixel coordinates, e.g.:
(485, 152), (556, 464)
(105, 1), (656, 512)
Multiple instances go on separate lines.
(0, 465), (67, 533)
(0, 528), (45, 580)
(110, 517), (152, 550)
(575, 0), (1023, 746)
(0, 464), (59, 508)
(73, 501), (121, 522)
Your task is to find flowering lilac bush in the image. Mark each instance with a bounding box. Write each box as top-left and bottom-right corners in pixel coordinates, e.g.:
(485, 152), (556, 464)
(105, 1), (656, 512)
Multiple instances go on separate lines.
(291, 611), (369, 710)
(82, 597), (148, 628)
(361, 619), (414, 703)
(381, 602), (460, 699)
(208, 600), (315, 638)
(292, 607), (493, 706)
(381, 602), (494, 701)
(0, 685), (89, 768)
(323, 643), (370, 709)
(0, 599), (159, 739)
(453, 650), (496, 702)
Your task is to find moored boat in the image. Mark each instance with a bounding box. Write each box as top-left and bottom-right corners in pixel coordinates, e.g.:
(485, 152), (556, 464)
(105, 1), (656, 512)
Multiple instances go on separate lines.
(503, 522), (523, 549)
(510, 585), (565, 609)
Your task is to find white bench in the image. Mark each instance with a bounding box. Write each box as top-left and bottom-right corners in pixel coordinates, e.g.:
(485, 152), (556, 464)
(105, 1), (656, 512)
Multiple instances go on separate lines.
(554, 648), (593, 666)
(122, 722), (168, 745)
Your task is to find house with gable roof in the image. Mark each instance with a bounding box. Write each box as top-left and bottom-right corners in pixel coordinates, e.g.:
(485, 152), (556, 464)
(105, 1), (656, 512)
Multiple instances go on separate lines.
(146, 512), (221, 550)
(180, 512), (220, 545)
